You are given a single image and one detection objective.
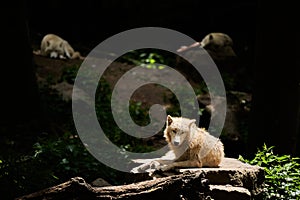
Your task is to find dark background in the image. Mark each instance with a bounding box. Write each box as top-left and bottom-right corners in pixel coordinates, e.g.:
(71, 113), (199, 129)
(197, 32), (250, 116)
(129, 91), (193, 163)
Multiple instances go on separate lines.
(1, 1), (300, 199)
(26, 0), (257, 58)
(26, 0), (300, 156)
(2, 0), (300, 160)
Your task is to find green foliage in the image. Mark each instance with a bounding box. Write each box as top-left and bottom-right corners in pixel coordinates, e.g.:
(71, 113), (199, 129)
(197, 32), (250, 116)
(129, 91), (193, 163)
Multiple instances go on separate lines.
(116, 48), (175, 69)
(95, 79), (157, 153)
(32, 132), (115, 181)
(166, 84), (205, 118)
(60, 64), (80, 84)
(0, 132), (123, 199)
(116, 48), (207, 119)
(239, 144), (300, 200)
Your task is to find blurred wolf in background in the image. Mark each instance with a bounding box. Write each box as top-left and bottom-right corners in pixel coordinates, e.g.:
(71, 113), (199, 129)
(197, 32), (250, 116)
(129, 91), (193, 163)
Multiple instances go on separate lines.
(34, 33), (84, 60)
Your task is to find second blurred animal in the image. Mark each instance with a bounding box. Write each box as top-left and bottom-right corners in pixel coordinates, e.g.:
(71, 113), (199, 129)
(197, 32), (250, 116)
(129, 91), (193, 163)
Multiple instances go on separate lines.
(177, 32), (236, 61)
(34, 33), (84, 60)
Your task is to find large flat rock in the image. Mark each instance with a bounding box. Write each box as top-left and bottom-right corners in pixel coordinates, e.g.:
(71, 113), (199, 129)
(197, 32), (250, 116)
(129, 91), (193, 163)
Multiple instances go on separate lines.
(179, 158), (264, 196)
(131, 157), (265, 199)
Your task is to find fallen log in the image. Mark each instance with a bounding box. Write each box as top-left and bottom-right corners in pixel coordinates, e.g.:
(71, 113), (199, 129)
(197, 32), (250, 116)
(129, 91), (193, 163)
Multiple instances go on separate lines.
(16, 172), (211, 200)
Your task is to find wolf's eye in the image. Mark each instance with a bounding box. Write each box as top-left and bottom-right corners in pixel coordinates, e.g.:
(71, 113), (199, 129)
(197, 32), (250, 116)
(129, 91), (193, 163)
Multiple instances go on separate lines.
(172, 130), (176, 134)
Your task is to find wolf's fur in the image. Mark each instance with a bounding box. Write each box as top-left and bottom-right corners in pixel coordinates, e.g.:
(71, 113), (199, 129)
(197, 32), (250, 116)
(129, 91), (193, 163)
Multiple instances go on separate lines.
(199, 32), (236, 59)
(177, 32), (236, 58)
(35, 33), (84, 60)
(161, 115), (224, 171)
(200, 32), (233, 49)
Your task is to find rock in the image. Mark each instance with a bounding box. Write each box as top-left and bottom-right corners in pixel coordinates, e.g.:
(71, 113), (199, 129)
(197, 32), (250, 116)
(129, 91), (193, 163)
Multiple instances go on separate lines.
(210, 185), (251, 200)
(51, 81), (73, 101)
(16, 158), (264, 200)
(132, 157), (264, 199)
(179, 157), (264, 198)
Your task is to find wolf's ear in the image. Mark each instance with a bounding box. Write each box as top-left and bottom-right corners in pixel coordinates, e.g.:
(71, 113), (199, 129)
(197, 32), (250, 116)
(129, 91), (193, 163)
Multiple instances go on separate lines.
(167, 115), (173, 126)
(209, 34), (214, 41)
(188, 119), (196, 128)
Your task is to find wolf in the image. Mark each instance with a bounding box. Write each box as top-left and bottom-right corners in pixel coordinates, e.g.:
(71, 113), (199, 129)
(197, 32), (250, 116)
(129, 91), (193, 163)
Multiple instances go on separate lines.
(200, 32), (233, 49)
(199, 32), (236, 59)
(131, 115), (224, 172)
(175, 32), (238, 88)
(156, 115), (225, 171)
(177, 32), (236, 58)
(34, 33), (84, 60)
(159, 115), (224, 171)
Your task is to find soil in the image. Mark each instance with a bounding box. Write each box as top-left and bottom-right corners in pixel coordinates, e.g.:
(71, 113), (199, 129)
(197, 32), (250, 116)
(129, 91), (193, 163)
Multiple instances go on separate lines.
(33, 54), (180, 107)
(33, 53), (184, 149)
(33, 50), (250, 158)
(33, 47), (213, 150)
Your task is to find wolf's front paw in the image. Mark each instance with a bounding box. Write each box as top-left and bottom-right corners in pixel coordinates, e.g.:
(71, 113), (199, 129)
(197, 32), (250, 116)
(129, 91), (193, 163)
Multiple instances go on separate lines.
(156, 164), (174, 172)
(131, 160), (162, 173)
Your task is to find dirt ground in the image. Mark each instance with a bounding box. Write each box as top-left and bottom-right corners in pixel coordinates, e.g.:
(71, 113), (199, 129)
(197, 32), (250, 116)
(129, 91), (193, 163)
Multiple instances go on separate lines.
(33, 49), (251, 158)
(33, 53), (200, 108)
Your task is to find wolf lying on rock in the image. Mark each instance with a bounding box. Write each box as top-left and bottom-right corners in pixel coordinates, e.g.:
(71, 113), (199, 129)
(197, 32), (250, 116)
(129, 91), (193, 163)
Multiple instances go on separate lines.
(131, 115), (224, 173)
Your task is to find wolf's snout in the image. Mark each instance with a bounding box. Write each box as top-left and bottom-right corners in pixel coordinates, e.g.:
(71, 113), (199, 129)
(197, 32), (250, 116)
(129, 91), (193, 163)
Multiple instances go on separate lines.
(50, 51), (58, 58)
(173, 135), (181, 146)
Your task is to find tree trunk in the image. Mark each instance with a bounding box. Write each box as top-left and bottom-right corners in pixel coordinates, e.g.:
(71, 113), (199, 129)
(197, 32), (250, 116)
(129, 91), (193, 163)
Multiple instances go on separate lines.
(16, 175), (211, 200)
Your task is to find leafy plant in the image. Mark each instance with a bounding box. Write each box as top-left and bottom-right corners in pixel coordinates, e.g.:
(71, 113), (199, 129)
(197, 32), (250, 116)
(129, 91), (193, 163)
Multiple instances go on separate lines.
(60, 64), (80, 84)
(33, 132), (118, 183)
(239, 144), (300, 200)
(116, 49), (175, 69)
(94, 79), (157, 153)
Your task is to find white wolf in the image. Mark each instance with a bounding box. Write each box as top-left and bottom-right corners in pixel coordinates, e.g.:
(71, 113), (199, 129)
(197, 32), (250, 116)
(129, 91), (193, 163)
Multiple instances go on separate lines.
(34, 33), (84, 60)
(131, 115), (224, 172)
(160, 115), (224, 171)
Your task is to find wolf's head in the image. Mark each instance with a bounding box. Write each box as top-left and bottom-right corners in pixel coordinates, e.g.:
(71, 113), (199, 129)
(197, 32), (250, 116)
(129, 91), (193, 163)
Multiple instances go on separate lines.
(164, 115), (196, 147)
(44, 39), (65, 59)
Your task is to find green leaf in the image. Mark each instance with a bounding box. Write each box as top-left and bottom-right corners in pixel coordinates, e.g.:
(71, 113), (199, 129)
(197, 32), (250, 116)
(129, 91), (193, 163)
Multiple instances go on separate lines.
(240, 144), (300, 199)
